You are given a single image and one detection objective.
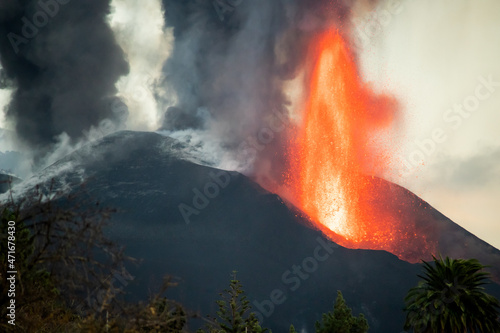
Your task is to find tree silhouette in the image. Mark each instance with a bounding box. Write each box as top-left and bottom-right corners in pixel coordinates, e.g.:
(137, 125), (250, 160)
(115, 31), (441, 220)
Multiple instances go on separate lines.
(315, 290), (369, 333)
(404, 256), (500, 333)
(199, 271), (269, 333)
(0, 183), (188, 331)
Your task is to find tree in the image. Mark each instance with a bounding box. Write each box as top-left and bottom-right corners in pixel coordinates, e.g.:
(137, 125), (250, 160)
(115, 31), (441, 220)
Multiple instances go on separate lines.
(1, 206), (78, 332)
(1, 183), (190, 331)
(199, 271), (269, 333)
(289, 324), (298, 332)
(404, 256), (500, 333)
(78, 276), (189, 332)
(315, 290), (369, 333)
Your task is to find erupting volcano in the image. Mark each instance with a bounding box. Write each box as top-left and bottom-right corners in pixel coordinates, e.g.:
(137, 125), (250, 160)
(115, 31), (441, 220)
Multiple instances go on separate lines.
(284, 30), (436, 262)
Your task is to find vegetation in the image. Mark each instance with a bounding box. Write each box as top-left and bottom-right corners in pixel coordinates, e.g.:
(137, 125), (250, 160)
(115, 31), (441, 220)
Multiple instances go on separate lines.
(76, 277), (188, 332)
(198, 271), (269, 333)
(1, 205), (77, 332)
(404, 256), (500, 333)
(0, 184), (187, 332)
(315, 290), (369, 333)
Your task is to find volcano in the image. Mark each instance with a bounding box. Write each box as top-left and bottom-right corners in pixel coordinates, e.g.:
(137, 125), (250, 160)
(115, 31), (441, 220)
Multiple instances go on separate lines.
(7, 130), (500, 332)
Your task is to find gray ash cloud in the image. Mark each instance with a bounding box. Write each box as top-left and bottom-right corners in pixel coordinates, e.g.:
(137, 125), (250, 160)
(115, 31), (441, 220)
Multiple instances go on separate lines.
(0, 0), (129, 156)
(0, 0), (374, 178)
(160, 0), (365, 183)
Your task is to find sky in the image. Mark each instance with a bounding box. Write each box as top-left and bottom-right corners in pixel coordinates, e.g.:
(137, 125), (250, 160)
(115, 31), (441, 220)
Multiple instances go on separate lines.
(0, 0), (499, 249)
(354, 0), (500, 248)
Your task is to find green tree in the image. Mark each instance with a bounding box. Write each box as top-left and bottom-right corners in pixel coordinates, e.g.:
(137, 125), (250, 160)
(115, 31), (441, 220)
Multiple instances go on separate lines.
(199, 271), (269, 333)
(404, 256), (500, 333)
(289, 324), (298, 332)
(123, 276), (188, 332)
(1, 185), (189, 332)
(1, 207), (76, 332)
(315, 290), (369, 333)
(78, 293), (188, 332)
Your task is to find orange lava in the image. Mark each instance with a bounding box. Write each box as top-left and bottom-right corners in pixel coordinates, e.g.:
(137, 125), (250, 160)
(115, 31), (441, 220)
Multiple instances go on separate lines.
(285, 30), (434, 262)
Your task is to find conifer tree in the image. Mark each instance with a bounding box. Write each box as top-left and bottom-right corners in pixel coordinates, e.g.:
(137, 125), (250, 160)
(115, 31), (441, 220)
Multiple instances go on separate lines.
(199, 271), (269, 333)
(315, 290), (369, 333)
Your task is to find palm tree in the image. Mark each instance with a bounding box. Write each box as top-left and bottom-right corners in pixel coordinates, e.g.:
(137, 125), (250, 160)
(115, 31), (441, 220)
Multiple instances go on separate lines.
(404, 256), (500, 333)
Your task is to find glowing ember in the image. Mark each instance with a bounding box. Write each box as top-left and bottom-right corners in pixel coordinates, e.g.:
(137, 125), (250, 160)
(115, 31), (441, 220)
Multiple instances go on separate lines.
(285, 30), (435, 262)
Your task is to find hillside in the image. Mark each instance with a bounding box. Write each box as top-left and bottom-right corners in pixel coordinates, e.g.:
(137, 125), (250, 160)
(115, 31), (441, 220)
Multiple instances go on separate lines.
(7, 130), (500, 332)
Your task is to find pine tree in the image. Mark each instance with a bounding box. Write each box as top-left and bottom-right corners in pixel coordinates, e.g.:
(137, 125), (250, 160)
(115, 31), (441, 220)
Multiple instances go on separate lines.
(315, 290), (369, 333)
(289, 324), (298, 332)
(199, 271), (270, 333)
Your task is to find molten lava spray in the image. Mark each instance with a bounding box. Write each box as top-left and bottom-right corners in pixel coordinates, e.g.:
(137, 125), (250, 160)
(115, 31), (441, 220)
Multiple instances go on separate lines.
(285, 30), (434, 261)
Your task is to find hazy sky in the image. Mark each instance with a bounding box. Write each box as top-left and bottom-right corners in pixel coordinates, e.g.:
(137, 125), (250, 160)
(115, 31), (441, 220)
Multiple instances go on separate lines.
(355, 0), (500, 248)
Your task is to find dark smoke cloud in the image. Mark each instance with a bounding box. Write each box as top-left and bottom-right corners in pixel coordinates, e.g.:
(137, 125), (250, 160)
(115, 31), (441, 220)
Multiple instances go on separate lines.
(160, 0), (370, 185)
(160, 106), (204, 131)
(0, 0), (129, 156)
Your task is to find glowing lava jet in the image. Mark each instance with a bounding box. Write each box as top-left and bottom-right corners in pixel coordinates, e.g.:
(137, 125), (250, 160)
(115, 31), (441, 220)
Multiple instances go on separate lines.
(285, 30), (435, 262)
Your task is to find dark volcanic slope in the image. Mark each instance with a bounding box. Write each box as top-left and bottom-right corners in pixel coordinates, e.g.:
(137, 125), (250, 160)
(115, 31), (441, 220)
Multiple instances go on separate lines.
(14, 131), (500, 332)
(365, 177), (500, 280)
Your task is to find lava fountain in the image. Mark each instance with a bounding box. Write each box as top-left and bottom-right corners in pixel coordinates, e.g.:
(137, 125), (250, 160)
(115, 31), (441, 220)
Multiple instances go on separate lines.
(285, 30), (435, 262)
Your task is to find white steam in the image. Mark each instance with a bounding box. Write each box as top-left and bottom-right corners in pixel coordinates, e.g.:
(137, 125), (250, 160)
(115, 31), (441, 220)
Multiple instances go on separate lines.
(108, 0), (174, 131)
(0, 89), (11, 130)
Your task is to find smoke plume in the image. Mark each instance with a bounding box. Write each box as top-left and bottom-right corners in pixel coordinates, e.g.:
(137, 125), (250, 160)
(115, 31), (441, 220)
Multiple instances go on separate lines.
(159, 0), (378, 186)
(0, 0), (379, 179)
(0, 0), (129, 158)
(109, 0), (172, 131)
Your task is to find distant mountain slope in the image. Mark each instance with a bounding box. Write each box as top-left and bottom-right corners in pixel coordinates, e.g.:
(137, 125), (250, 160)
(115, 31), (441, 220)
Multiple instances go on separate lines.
(0, 173), (21, 194)
(0, 128), (25, 178)
(8, 130), (500, 332)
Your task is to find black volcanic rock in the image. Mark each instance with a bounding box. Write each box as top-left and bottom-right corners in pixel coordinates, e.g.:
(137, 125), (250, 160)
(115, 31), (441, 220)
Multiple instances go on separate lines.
(8, 130), (500, 332)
